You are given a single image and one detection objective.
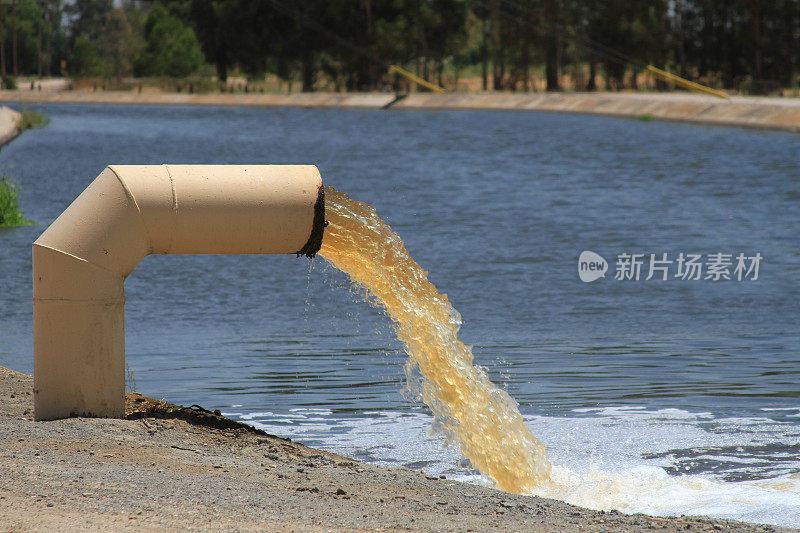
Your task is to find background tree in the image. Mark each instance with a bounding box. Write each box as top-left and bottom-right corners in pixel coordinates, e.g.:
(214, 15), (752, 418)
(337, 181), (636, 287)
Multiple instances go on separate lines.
(134, 2), (203, 78)
(94, 8), (136, 78)
(1, 0), (799, 95)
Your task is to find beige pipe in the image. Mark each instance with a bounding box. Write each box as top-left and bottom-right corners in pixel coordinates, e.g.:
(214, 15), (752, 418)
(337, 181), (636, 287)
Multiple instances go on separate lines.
(33, 165), (324, 420)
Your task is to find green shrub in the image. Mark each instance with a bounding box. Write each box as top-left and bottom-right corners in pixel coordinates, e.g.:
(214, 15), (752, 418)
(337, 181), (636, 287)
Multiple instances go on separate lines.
(15, 108), (49, 132)
(1, 75), (17, 90)
(0, 174), (34, 227)
(637, 113), (655, 122)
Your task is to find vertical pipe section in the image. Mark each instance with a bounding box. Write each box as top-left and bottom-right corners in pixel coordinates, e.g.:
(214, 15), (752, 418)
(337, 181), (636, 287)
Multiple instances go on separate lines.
(34, 165), (323, 420)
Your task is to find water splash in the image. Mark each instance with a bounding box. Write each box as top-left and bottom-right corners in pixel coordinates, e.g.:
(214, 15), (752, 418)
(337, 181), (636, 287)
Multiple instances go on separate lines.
(318, 187), (551, 492)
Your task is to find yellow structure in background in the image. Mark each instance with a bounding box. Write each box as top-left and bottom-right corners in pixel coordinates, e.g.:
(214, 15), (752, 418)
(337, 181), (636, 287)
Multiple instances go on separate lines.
(389, 65), (446, 93)
(646, 65), (729, 99)
(388, 63), (725, 99)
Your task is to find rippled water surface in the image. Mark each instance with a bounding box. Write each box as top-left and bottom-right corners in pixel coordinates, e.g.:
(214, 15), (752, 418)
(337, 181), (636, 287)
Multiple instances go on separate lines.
(0, 103), (797, 526)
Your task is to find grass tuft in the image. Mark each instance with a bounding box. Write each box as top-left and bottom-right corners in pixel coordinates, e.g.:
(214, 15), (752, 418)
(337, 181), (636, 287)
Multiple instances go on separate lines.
(15, 107), (49, 132)
(125, 363), (137, 393)
(637, 113), (655, 122)
(0, 174), (34, 227)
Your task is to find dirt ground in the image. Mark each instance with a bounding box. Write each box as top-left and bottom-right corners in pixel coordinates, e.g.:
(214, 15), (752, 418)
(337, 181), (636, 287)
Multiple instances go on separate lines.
(0, 366), (790, 532)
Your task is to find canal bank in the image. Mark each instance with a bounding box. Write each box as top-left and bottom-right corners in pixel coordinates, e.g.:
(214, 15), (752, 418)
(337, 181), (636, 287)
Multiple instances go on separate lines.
(0, 105), (22, 147)
(392, 92), (800, 132)
(3, 89), (800, 131)
(0, 367), (784, 532)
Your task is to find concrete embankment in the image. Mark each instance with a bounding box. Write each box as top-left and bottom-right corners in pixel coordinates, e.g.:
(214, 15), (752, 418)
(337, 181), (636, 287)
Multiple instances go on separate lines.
(0, 105), (22, 147)
(0, 90), (396, 109)
(4, 89), (800, 131)
(392, 92), (800, 131)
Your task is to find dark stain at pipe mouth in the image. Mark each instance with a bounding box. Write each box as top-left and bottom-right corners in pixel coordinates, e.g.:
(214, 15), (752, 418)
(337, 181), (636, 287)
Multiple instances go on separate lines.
(296, 185), (327, 258)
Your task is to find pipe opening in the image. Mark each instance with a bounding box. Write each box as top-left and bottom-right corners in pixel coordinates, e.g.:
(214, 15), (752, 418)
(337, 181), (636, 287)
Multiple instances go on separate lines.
(296, 185), (327, 258)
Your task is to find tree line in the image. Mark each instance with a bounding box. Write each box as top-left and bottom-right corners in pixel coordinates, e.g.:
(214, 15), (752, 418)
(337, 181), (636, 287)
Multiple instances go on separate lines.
(6, 0), (800, 94)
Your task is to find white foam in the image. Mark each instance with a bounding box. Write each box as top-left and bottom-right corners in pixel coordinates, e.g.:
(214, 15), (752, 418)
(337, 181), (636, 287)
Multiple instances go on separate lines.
(240, 407), (800, 528)
(761, 407), (800, 418)
(533, 463), (800, 527)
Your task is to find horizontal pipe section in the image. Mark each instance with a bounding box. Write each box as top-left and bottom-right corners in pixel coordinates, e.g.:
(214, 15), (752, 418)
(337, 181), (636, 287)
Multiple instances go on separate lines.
(34, 165), (323, 420)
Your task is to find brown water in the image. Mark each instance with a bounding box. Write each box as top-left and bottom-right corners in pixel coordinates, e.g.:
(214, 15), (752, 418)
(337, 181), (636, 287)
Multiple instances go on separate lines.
(319, 187), (551, 493)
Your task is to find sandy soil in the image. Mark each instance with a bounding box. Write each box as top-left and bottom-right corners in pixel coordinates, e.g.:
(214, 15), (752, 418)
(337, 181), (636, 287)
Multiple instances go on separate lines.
(0, 367), (790, 532)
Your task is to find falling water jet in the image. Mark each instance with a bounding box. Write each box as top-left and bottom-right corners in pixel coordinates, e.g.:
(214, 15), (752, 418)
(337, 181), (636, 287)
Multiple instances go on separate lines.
(318, 187), (551, 493)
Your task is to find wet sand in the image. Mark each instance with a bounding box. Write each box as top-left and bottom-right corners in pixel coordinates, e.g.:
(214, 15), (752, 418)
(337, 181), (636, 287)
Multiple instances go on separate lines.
(0, 367), (788, 532)
(3, 89), (800, 131)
